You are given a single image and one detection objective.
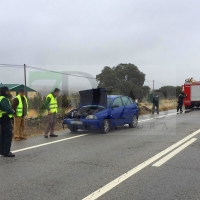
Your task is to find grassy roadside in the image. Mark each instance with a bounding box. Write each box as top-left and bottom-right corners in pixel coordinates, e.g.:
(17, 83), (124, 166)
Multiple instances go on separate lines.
(21, 100), (177, 138)
(139, 99), (177, 115)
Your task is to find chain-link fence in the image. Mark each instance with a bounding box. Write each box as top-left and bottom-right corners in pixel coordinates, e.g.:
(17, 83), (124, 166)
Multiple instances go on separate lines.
(0, 64), (179, 136)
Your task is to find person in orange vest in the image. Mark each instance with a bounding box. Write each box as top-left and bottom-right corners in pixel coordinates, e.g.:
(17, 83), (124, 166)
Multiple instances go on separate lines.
(12, 89), (28, 141)
(44, 88), (60, 138)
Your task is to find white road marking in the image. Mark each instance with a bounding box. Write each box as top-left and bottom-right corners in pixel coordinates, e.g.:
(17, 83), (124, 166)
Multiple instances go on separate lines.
(12, 134), (89, 153)
(152, 138), (197, 167)
(138, 111), (179, 123)
(82, 129), (200, 200)
(139, 118), (154, 122)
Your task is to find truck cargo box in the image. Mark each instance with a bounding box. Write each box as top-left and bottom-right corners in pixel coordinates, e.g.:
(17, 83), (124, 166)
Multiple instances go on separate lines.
(184, 82), (200, 109)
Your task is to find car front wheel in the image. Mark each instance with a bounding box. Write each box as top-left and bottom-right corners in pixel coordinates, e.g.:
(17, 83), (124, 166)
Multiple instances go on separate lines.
(101, 119), (110, 134)
(129, 115), (138, 128)
(68, 125), (78, 133)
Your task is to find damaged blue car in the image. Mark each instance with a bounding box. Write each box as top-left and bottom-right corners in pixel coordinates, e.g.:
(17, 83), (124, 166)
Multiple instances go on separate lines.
(63, 88), (138, 133)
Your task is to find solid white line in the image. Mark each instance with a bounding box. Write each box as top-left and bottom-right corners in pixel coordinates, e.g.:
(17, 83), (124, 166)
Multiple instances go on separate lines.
(12, 134), (89, 153)
(139, 118), (154, 122)
(82, 129), (200, 200)
(152, 138), (197, 167)
(138, 111), (178, 123)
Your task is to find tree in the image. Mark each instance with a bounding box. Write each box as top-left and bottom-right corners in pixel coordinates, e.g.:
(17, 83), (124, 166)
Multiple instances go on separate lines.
(158, 86), (182, 99)
(96, 63), (150, 101)
(57, 94), (69, 108)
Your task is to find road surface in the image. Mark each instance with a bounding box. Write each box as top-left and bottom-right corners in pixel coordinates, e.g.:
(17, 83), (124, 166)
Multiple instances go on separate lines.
(0, 109), (200, 200)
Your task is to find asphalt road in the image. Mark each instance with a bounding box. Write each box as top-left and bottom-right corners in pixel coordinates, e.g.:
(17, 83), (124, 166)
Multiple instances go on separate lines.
(1, 109), (200, 200)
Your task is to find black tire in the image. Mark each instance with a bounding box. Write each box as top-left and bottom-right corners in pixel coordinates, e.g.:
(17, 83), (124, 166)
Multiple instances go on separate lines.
(185, 106), (191, 110)
(129, 115), (138, 128)
(101, 119), (110, 134)
(68, 125), (78, 133)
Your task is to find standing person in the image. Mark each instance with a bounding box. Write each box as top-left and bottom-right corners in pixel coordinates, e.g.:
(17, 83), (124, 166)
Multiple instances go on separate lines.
(0, 87), (15, 157)
(12, 89), (28, 141)
(44, 88), (60, 138)
(152, 91), (159, 114)
(177, 91), (187, 113)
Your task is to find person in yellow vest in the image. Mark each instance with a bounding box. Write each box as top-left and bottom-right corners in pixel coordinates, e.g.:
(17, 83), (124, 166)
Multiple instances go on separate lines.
(12, 89), (28, 141)
(0, 87), (15, 157)
(44, 88), (60, 138)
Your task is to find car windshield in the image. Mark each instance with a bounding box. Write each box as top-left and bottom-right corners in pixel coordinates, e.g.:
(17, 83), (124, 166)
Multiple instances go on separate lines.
(107, 98), (112, 107)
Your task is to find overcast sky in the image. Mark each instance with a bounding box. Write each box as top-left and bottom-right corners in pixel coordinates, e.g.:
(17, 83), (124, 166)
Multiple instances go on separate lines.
(0, 0), (200, 91)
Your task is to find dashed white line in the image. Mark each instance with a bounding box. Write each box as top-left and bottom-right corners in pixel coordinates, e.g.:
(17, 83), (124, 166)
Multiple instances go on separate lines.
(82, 129), (200, 200)
(152, 137), (197, 167)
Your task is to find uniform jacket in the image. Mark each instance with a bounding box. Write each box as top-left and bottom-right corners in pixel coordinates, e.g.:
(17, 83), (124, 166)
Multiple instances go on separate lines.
(12, 96), (28, 117)
(153, 94), (159, 105)
(0, 98), (15, 115)
(178, 93), (187, 103)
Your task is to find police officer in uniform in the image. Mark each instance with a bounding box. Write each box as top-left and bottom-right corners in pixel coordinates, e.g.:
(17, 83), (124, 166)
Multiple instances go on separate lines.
(44, 88), (60, 138)
(0, 87), (15, 157)
(152, 91), (159, 114)
(12, 89), (28, 141)
(177, 91), (187, 113)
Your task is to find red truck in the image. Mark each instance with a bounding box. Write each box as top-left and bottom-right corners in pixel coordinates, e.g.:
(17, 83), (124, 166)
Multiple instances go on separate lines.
(183, 81), (200, 109)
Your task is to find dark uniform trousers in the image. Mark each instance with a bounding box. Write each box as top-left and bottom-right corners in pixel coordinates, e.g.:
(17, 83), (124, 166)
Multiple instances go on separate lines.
(152, 102), (159, 114)
(177, 101), (183, 112)
(0, 118), (13, 155)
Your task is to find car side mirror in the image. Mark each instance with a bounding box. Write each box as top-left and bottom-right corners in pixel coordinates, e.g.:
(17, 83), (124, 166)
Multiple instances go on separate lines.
(112, 105), (119, 109)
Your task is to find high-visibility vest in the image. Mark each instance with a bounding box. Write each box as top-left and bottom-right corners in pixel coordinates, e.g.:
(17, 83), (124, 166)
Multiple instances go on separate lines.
(0, 96), (13, 118)
(16, 95), (28, 117)
(46, 93), (58, 113)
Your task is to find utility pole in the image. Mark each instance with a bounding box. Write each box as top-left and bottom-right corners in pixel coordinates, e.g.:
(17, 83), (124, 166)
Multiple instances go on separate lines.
(24, 64), (27, 96)
(153, 80), (155, 92)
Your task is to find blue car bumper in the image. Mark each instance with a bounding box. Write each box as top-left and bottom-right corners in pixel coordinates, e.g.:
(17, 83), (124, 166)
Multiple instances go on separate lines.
(63, 119), (102, 130)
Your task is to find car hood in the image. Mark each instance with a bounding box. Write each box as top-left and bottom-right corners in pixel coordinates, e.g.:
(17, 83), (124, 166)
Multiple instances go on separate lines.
(79, 88), (107, 108)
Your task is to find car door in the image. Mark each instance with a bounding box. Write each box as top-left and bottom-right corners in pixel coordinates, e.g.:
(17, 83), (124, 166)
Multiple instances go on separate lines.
(121, 96), (136, 123)
(110, 97), (125, 126)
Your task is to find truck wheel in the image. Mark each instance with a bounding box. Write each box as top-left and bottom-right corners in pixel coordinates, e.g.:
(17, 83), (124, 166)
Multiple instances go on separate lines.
(101, 119), (110, 134)
(185, 106), (191, 110)
(129, 115), (138, 128)
(68, 125), (78, 133)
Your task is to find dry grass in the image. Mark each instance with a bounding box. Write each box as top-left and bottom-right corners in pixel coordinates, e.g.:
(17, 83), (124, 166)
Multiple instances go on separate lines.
(24, 108), (73, 137)
(27, 108), (73, 118)
(24, 101), (177, 137)
(24, 121), (63, 137)
(139, 99), (177, 115)
(28, 100), (177, 119)
(27, 110), (39, 118)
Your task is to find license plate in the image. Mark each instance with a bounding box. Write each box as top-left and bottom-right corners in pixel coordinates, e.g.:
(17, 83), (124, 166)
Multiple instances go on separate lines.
(70, 121), (83, 125)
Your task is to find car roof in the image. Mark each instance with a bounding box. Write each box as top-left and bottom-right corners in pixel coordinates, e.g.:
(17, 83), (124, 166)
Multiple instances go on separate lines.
(107, 95), (123, 99)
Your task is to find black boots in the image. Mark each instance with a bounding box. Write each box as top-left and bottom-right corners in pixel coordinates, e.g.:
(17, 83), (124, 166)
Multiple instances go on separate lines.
(50, 134), (58, 137)
(4, 152), (15, 157)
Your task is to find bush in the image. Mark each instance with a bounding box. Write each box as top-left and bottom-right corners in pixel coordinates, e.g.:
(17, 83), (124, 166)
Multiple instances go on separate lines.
(28, 93), (80, 117)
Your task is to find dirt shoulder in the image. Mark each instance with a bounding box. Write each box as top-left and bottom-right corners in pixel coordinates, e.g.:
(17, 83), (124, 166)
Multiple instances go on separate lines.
(22, 100), (177, 137)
